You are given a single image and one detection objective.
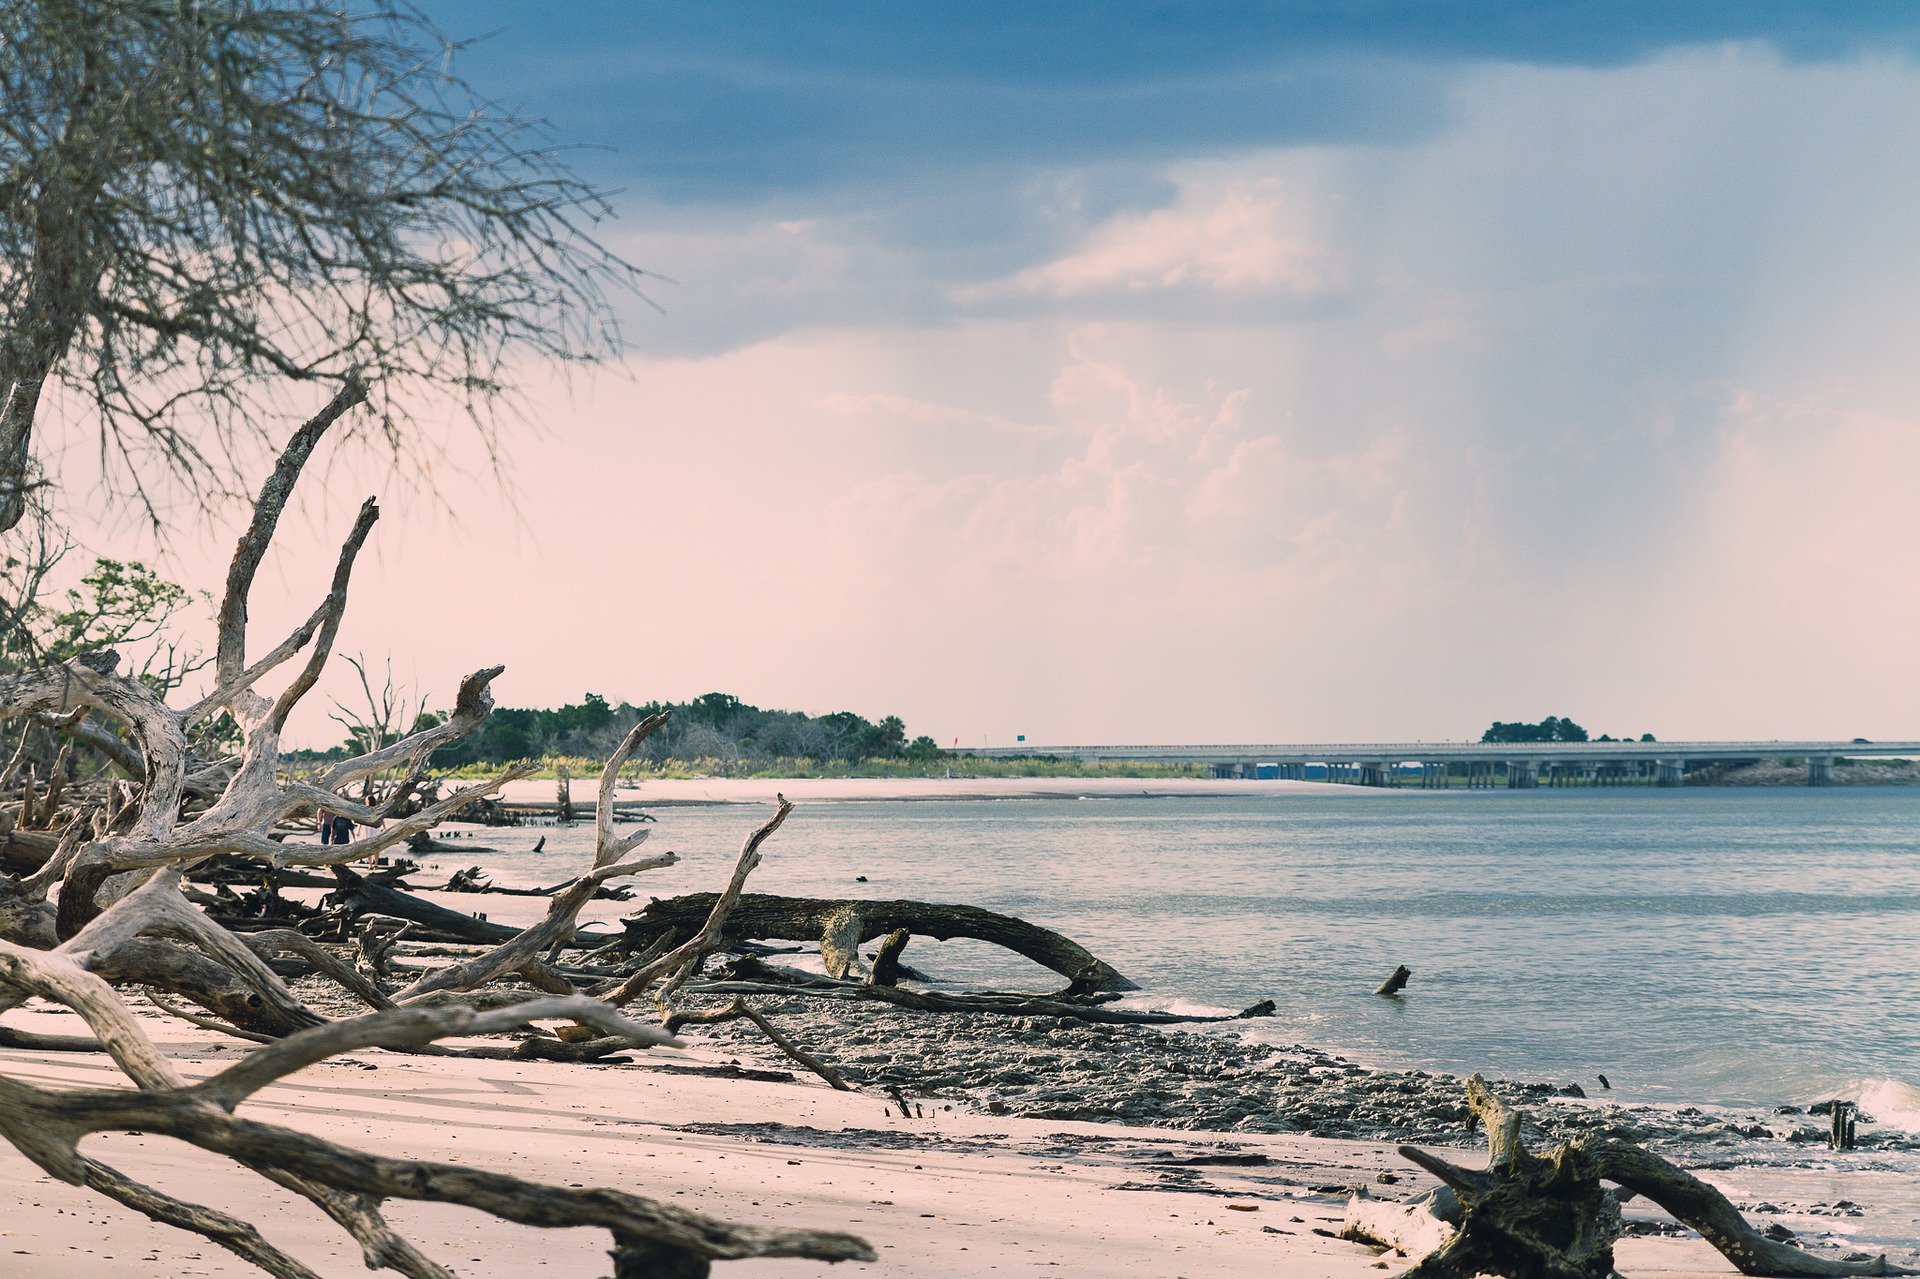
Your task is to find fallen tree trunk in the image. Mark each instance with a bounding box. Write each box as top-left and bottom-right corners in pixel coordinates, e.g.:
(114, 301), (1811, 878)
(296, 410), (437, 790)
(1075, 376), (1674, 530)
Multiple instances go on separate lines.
(684, 958), (1273, 1026)
(321, 866), (620, 948)
(624, 893), (1137, 993)
(0, 827), (57, 874)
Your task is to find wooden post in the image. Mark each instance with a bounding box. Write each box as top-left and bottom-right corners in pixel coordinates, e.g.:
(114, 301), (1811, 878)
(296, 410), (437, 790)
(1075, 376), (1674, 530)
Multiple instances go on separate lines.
(555, 764), (574, 825)
(1831, 1100), (1856, 1150)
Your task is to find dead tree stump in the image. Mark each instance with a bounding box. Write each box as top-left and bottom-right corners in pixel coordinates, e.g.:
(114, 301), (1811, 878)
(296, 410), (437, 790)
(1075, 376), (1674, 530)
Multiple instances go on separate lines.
(867, 927), (911, 987)
(1376, 1075), (1914, 1278)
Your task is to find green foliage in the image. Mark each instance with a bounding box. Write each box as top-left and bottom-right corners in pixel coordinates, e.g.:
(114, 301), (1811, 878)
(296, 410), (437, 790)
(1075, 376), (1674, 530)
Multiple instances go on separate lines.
(1482, 716), (1591, 744)
(42, 558), (188, 663)
(0, 548), (204, 774)
(0, 552), (202, 694)
(430, 754), (1208, 782)
(1483, 718), (1657, 745)
(425, 691), (935, 770)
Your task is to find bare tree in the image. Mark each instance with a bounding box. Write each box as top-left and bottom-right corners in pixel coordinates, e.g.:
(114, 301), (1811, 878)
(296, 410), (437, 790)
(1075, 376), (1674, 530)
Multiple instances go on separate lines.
(0, 0), (655, 532)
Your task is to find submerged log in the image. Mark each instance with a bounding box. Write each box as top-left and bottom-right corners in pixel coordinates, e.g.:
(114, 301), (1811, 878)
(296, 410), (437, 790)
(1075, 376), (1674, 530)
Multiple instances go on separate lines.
(624, 893), (1137, 993)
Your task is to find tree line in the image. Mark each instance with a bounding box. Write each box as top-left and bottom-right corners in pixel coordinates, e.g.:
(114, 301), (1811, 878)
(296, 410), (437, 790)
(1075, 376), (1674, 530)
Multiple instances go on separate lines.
(1481, 716), (1656, 744)
(416, 691), (945, 768)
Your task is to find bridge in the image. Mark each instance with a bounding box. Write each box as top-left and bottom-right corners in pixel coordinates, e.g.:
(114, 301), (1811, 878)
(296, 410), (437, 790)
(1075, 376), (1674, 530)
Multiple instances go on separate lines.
(961, 740), (1920, 787)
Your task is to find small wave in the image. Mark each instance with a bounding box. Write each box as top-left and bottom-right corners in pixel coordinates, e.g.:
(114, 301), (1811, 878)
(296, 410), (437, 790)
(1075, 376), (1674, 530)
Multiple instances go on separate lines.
(1856, 1079), (1920, 1132)
(1159, 998), (1242, 1018)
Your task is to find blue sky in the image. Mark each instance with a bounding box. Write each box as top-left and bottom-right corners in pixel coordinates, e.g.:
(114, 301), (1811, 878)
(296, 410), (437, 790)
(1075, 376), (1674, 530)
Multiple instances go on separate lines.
(94, 4), (1920, 746)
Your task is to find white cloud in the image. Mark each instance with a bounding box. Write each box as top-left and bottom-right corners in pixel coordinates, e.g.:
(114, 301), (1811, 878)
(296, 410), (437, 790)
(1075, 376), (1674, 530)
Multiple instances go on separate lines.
(963, 178), (1335, 301)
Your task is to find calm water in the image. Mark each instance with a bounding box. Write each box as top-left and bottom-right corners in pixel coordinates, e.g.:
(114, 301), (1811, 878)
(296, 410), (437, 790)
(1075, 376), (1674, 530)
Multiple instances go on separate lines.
(448, 787), (1920, 1118)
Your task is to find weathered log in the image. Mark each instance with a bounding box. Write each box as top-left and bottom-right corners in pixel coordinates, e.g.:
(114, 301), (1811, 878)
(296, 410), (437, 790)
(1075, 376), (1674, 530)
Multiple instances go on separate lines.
(1389, 1074), (1917, 1278)
(94, 938), (324, 1036)
(624, 893), (1137, 993)
(1, 826), (57, 874)
(321, 865), (620, 947)
(687, 958), (1272, 1026)
(1376, 964), (1411, 996)
(1342, 1185), (1459, 1257)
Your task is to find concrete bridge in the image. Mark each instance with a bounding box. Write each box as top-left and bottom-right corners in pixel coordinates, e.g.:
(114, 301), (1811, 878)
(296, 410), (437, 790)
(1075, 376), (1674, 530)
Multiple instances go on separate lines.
(962, 740), (1920, 787)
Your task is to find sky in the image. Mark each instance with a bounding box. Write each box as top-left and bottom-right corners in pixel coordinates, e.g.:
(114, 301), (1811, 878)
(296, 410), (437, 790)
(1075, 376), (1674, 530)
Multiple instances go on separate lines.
(49, 3), (1920, 748)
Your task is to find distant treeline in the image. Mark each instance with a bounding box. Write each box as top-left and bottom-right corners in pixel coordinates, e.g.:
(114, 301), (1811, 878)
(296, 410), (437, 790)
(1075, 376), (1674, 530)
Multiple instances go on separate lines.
(418, 692), (943, 767)
(1481, 716), (1655, 744)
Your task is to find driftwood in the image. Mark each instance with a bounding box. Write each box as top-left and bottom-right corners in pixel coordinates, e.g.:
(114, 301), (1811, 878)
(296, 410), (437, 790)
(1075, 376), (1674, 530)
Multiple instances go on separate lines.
(1357, 1074), (1916, 1278)
(597, 800), (795, 1011)
(684, 956), (1275, 1026)
(665, 996), (853, 1091)
(318, 864), (622, 947)
(0, 999), (872, 1275)
(623, 892), (1137, 992)
(391, 716), (676, 1003)
(0, 389), (874, 1276)
(1342, 1185), (1460, 1258)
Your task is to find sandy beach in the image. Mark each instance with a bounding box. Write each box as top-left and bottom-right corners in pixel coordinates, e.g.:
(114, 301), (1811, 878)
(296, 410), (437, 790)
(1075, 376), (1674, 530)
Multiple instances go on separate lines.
(0, 1002), (1773, 1279)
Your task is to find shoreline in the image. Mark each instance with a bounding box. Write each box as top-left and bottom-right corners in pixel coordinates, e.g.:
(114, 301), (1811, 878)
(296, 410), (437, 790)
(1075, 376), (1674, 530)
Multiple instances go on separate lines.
(6, 1001), (1914, 1276)
(498, 776), (1370, 807)
(488, 773), (1920, 810)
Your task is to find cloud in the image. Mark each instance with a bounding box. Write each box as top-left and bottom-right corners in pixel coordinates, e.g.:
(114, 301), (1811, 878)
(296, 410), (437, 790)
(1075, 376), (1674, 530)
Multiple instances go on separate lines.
(822, 334), (1413, 605)
(69, 44), (1920, 746)
(965, 180), (1334, 301)
(425, 3), (1920, 200)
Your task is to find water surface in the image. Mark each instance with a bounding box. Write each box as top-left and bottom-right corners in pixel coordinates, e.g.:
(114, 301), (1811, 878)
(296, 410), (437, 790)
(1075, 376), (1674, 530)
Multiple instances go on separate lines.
(442, 786), (1920, 1116)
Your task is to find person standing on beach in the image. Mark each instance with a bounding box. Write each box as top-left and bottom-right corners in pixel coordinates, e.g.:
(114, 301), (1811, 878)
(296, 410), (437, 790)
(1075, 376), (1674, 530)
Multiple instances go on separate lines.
(317, 808), (336, 844)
